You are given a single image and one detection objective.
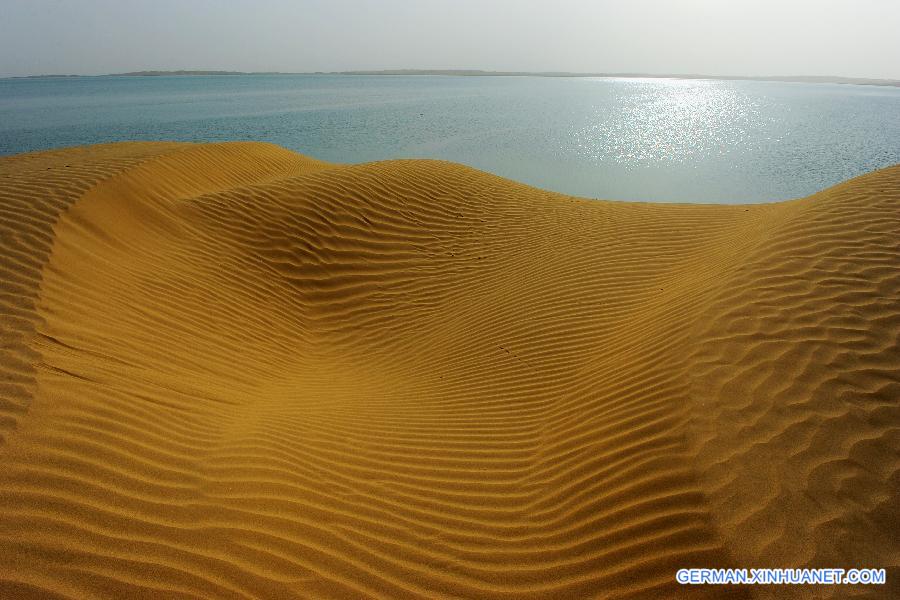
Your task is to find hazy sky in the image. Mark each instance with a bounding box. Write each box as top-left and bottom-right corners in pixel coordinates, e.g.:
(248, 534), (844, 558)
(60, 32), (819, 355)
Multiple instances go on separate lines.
(1, 0), (898, 78)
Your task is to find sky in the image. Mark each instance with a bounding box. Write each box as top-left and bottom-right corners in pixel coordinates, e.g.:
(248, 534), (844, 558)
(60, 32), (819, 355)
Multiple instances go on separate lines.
(1, 0), (898, 79)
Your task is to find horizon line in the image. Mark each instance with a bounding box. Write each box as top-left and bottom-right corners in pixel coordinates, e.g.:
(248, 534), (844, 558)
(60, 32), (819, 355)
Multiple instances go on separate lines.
(3, 69), (900, 87)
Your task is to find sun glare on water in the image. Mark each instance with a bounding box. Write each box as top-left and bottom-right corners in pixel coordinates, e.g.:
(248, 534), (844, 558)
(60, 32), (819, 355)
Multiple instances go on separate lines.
(574, 78), (774, 166)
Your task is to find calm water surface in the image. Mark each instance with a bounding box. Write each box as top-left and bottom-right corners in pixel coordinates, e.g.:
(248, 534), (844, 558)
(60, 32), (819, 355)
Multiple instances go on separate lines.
(1, 74), (898, 202)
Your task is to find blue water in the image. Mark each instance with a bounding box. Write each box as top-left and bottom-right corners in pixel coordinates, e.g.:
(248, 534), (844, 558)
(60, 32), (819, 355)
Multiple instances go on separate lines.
(1, 74), (899, 202)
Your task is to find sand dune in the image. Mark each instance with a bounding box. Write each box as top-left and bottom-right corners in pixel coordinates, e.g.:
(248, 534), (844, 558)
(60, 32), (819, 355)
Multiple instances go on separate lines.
(0, 142), (897, 599)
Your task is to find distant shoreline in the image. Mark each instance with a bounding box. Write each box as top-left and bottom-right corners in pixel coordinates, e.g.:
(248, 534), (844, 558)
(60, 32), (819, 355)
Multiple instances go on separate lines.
(7, 69), (900, 87)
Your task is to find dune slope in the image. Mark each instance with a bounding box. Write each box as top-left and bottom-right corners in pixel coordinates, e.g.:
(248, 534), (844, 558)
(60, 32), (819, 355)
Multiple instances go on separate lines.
(0, 142), (897, 599)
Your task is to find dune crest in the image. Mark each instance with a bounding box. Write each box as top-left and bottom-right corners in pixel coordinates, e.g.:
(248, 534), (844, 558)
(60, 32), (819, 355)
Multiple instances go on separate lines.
(0, 142), (897, 599)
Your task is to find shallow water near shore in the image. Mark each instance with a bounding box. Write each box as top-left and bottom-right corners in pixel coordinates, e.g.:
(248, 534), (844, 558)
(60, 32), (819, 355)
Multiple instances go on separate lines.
(1, 74), (898, 202)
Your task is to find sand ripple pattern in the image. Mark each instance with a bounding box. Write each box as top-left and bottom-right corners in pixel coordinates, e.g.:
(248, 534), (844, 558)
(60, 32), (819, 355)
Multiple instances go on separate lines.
(0, 142), (896, 599)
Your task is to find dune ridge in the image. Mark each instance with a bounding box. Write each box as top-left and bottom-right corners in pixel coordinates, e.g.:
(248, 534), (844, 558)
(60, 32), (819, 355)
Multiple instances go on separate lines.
(0, 142), (897, 599)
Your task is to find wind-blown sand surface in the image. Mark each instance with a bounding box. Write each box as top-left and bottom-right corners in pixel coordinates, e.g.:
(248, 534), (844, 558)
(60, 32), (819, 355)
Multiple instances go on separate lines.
(0, 142), (897, 599)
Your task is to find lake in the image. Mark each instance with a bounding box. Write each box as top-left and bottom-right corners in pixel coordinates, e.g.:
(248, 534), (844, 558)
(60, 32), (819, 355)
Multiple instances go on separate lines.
(1, 74), (898, 202)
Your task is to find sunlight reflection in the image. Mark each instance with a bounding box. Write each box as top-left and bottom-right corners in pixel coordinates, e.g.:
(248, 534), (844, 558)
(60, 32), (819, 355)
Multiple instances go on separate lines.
(573, 79), (776, 166)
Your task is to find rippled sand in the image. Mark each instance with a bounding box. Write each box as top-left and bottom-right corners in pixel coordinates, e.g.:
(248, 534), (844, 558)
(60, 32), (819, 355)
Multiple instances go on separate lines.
(0, 142), (897, 599)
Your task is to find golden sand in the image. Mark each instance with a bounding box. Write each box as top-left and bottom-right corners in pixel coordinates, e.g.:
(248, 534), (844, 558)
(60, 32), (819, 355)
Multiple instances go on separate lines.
(0, 142), (897, 599)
